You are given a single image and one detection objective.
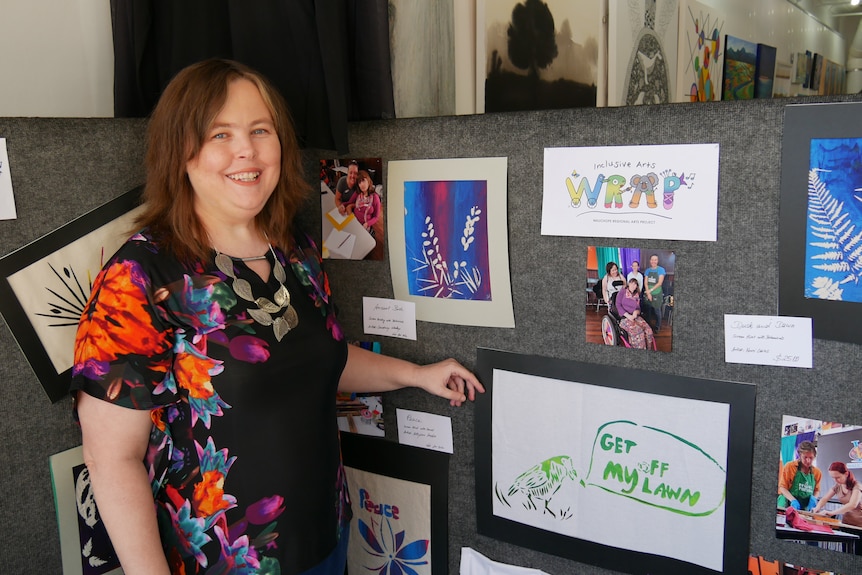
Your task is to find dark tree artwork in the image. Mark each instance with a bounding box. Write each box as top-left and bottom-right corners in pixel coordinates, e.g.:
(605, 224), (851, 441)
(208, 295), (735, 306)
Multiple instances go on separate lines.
(485, 0), (596, 112)
(507, 0), (558, 80)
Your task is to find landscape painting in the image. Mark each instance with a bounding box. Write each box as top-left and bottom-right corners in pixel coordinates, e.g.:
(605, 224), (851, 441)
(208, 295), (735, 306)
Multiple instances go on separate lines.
(478, 0), (604, 112)
(722, 35), (756, 100)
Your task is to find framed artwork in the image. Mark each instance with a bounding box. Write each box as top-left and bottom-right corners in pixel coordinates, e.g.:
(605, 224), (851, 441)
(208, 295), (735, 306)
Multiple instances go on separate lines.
(0, 187), (143, 402)
(778, 102), (862, 344)
(586, 247), (675, 352)
(474, 348), (756, 575)
(319, 158), (385, 261)
(341, 432), (448, 575)
(608, 0), (679, 106)
(387, 157), (514, 328)
(476, 0), (605, 113)
(675, 0), (724, 103)
(542, 143), (720, 241)
(50, 445), (123, 575)
(721, 35), (756, 100)
(776, 414), (862, 554)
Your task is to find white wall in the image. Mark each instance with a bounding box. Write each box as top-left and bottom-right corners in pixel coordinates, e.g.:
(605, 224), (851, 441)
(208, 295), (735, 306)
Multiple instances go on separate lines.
(0, 0), (853, 118)
(0, 0), (113, 117)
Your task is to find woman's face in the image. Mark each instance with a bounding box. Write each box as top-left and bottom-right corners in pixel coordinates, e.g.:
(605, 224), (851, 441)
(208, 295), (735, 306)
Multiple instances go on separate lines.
(628, 280), (638, 294)
(186, 79), (281, 227)
(359, 177), (370, 193)
(830, 470), (849, 485)
(610, 265), (618, 276)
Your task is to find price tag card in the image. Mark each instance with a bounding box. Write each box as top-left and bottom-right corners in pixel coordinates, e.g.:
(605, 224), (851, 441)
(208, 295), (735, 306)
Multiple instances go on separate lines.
(724, 314), (812, 368)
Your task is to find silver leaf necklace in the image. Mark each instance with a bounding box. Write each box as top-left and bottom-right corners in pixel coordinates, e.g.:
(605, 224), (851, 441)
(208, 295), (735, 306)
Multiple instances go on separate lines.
(214, 244), (299, 341)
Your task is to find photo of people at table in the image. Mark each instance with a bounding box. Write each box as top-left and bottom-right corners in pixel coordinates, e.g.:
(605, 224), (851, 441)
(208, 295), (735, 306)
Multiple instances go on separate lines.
(776, 414), (862, 555)
(585, 247), (674, 353)
(320, 157), (385, 260)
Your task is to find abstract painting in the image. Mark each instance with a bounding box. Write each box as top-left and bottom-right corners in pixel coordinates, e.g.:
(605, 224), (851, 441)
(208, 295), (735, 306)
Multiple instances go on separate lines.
(721, 35), (756, 100)
(50, 446), (123, 575)
(388, 158), (514, 328)
(403, 180), (489, 301)
(0, 187), (143, 402)
(675, 0), (724, 102)
(608, 0), (679, 107)
(477, 0), (605, 112)
(475, 348), (756, 575)
(341, 432), (448, 575)
(779, 102), (862, 344)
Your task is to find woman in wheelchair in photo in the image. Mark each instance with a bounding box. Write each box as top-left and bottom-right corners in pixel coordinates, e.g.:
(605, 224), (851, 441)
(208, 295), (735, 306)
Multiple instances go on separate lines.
(615, 278), (655, 349)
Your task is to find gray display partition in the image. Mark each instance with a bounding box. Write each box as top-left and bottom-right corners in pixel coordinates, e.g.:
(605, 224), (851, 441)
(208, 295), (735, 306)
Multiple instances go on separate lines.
(2, 97), (861, 574)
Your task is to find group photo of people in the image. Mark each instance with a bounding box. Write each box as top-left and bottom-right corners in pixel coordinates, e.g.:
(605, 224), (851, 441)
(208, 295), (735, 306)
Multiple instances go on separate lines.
(585, 246), (675, 353)
(777, 415), (862, 555)
(320, 157), (385, 260)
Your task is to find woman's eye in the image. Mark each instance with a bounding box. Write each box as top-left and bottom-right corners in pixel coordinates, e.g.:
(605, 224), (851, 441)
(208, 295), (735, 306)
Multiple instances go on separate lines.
(253, 128), (269, 135)
(212, 132), (227, 140)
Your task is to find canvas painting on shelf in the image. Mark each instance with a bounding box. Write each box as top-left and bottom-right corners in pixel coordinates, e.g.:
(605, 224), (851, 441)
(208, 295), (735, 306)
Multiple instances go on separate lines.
(721, 35), (756, 100)
(477, 0), (606, 112)
(675, 0), (724, 102)
(754, 43), (776, 98)
(608, 0), (679, 107)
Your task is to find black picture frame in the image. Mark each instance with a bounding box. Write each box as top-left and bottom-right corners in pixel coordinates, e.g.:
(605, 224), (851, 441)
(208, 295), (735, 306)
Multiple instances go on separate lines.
(340, 432), (449, 575)
(0, 186), (143, 402)
(474, 348), (756, 575)
(778, 102), (862, 344)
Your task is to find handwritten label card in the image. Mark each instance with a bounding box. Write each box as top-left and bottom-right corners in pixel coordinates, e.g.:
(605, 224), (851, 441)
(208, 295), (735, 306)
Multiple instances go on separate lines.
(396, 408), (454, 453)
(724, 314), (812, 368)
(363, 297), (417, 340)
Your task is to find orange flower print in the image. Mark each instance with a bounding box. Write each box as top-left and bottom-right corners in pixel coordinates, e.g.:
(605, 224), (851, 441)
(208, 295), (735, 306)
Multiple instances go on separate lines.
(74, 260), (170, 379)
(174, 351), (222, 400)
(193, 470), (231, 518)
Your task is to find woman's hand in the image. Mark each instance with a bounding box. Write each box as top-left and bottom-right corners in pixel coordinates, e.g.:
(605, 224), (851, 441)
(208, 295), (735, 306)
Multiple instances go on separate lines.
(414, 359), (485, 407)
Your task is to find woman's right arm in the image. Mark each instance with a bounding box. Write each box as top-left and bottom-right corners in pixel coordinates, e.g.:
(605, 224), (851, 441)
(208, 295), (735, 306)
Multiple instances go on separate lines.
(77, 392), (171, 575)
(811, 486), (835, 514)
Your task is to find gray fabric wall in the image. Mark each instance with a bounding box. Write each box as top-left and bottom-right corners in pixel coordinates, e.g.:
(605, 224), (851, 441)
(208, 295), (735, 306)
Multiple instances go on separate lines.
(2, 96), (861, 574)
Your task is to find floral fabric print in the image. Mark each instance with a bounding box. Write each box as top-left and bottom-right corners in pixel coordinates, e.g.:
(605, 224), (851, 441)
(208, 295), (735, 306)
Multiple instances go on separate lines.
(72, 229), (349, 574)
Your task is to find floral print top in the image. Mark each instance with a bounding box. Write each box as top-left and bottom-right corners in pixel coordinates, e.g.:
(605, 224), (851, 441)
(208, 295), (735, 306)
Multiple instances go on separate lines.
(71, 229), (350, 574)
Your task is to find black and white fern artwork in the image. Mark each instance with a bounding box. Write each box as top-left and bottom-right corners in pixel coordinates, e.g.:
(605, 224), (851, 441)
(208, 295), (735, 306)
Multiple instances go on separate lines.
(805, 138), (862, 302)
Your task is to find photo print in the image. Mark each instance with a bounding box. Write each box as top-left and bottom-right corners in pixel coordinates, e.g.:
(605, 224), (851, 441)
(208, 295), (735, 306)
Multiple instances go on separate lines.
(586, 246), (675, 352)
(776, 414), (862, 555)
(320, 157), (385, 261)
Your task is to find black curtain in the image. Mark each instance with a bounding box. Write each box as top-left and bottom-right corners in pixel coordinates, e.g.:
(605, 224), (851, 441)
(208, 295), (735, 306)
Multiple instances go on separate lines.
(110, 0), (394, 152)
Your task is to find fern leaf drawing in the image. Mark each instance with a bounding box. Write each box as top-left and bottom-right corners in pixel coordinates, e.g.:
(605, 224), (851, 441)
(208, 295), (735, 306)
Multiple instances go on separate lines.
(805, 169), (862, 300)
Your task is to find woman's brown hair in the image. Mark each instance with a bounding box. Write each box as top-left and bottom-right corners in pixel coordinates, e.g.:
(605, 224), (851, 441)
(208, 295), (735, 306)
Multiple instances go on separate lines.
(137, 58), (309, 262)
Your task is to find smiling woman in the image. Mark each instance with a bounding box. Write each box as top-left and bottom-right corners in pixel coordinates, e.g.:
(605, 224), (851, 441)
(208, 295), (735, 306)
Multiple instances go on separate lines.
(69, 58), (482, 575)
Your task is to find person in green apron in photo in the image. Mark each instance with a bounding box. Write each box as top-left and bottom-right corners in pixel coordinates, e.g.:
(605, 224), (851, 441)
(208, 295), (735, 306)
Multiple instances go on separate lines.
(778, 440), (822, 510)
